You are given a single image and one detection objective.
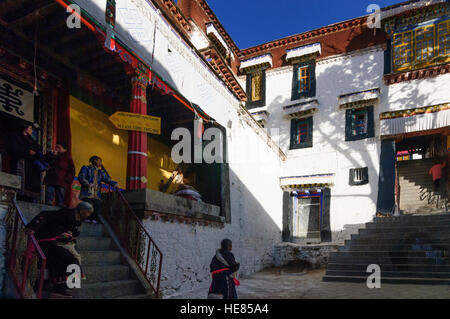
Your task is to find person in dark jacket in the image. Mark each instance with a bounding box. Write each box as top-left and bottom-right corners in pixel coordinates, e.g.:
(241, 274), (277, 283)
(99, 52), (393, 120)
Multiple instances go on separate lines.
(25, 201), (94, 297)
(43, 141), (75, 207)
(78, 155), (118, 223)
(7, 122), (45, 201)
(208, 239), (240, 299)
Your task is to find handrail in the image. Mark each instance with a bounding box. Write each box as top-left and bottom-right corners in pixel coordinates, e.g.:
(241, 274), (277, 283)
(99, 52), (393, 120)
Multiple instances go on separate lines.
(5, 198), (47, 299)
(103, 189), (163, 296)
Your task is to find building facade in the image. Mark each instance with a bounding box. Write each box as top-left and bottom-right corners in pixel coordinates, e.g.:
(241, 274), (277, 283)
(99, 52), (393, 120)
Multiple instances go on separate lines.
(0, 0), (449, 297)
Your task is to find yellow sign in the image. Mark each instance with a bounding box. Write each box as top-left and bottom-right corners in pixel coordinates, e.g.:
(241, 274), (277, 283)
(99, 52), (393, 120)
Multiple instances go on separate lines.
(109, 112), (161, 135)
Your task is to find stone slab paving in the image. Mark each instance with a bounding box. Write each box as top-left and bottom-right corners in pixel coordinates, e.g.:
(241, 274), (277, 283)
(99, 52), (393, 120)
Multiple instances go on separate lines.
(167, 268), (450, 299)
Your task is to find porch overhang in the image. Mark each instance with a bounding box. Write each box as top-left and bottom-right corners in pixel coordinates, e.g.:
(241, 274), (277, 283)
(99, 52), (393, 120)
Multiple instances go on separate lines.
(380, 103), (450, 136)
(280, 174), (335, 191)
(239, 53), (272, 72)
(286, 43), (321, 63)
(283, 99), (319, 118)
(338, 88), (380, 110)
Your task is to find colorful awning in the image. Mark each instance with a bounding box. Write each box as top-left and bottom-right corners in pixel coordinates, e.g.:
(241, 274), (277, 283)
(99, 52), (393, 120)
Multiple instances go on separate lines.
(239, 54), (273, 72)
(206, 22), (232, 58)
(338, 88), (380, 110)
(283, 99), (319, 118)
(380, 103), (450, 136)
(280, 174), (335, 191)
(286, 43), (321, 62)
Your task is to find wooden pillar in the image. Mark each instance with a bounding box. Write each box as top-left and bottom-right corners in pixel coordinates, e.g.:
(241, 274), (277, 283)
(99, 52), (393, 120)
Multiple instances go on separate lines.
(126, 69), (148, 190)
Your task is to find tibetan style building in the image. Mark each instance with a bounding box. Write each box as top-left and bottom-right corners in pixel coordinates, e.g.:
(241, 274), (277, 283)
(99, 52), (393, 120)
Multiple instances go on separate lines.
(0, 0), (448, 297)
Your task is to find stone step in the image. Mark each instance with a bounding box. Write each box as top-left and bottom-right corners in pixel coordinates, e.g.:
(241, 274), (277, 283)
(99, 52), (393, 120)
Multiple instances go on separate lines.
(83, 265), (130, 284)
(325, 269), (450, 279)
(373, 215), (450, 223)
(80, 250), (121, 266)
(327, 263), (450, 272)
(348, 236), (450, 245)
(322, 275), (450, 285)
(358, 226), (450, 235)
(71, 280), (143, 299)
(114, 294), (155, 299)
(76, 236), (112, 251)
(80, 223), (105, 237)
(330, 251), (449, 258)
(341, 244), (450, 252)
(350, 232), (450, 241)
(328, 256), (450, 265)
(366, 220), (450, 228)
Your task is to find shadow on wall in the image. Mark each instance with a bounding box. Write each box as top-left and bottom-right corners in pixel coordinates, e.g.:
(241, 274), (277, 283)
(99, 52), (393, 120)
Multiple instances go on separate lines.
(152, 166), (282, 298)
(264, 43), (436, 218)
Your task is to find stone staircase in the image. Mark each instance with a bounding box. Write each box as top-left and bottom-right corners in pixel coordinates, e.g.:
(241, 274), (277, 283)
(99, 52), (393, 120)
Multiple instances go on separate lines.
(68, 222), (154, 299)
(398, 159), (447, 214)
(323, 214), (450, 285)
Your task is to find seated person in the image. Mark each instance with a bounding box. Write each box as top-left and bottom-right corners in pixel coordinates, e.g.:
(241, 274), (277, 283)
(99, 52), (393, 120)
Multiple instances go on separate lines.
(25, 201), (94, 298)
(159, 167), (202, 201)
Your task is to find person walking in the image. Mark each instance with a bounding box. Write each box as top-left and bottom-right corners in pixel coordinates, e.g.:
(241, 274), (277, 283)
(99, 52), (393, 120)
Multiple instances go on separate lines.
(429, 159), (447, 192)
(78, 156), (118, 223)
(43, 141), (75, 207)
(208, 239), (240, 299)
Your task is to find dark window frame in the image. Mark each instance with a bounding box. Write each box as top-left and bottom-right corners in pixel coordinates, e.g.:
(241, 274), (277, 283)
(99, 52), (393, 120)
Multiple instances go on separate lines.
(245, 69), (266, 109)
(290, 116), (313, 150)
(349, 167), (369, 186)
(345, 106), (374, 142)
(291, 60), (316, 101)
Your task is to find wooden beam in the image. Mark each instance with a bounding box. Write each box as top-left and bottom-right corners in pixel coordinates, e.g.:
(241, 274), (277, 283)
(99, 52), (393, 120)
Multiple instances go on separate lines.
(0, 0), (24, 18)
(11, 2), (58, 27)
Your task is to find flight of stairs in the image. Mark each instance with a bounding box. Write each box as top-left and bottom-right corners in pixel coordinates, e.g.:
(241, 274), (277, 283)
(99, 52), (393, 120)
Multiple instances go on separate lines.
(67, 222), (154, 299)
(398, 159), (447, 214)
(323, 214), (450, 285)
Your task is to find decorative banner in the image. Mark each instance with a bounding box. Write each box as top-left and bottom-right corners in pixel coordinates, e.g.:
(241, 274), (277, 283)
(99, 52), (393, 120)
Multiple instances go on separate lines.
(109, 111), (161, 135)
(0, 78), (34, 122)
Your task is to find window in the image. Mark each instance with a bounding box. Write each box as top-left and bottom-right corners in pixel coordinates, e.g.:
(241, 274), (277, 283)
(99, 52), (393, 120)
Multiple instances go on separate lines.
(349, 167), (369, 186)
(291, 61), (316, 100)
(438, 20), (450, 57)
(345, 106), (374, 141)
(391, 18), (450, 72)
(245, 70), (266, 109)
(393, 30), (413, 71)
(414, 25), (435, 66)
(290, 117), (313, 149)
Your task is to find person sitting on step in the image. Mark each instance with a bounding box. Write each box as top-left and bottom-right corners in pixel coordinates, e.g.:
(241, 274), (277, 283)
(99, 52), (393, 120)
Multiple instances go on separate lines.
(25, 201), (94, 298)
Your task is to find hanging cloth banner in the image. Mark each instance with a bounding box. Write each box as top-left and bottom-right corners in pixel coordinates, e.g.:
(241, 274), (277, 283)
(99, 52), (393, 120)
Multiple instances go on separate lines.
(0, 78), (34, 122)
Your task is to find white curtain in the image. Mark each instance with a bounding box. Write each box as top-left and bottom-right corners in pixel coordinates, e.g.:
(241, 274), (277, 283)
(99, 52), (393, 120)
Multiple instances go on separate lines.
(380, 109), (450, 136)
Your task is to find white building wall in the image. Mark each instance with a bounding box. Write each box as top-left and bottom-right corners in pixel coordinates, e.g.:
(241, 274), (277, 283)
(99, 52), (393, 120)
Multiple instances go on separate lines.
(72, 0), (284, 297)
(251, 46), (386, 234)
(381, 73), (450, 113)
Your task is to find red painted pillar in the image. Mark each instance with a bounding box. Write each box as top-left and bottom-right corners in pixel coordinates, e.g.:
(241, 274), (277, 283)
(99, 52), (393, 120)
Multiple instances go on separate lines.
(126, 69), (149, 190)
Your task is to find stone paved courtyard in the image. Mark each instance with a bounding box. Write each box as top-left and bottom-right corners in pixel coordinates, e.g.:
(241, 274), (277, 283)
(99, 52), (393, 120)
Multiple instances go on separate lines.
(167, 268), (450, 299)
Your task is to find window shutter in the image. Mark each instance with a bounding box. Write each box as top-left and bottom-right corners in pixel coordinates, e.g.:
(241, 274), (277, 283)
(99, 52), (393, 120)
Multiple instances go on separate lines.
(345, 109), (353, 141)
(245, 73), (251, 106)
(306, 117), (313, 148)
(261, 70), (266, 107)
(384, 40), (392, 75)
(290, 119), (298, 149)
(291, 64), (299, 101)
(309, 62), (316, 97)
(367, 106), (375, 138)
(349, 168), (355, 185)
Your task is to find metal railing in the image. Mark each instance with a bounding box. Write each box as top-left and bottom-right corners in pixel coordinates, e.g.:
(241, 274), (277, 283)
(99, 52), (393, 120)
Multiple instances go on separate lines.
(103, 189), (163, 296)
(5, 198), (47, 299)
